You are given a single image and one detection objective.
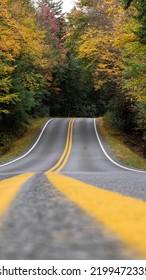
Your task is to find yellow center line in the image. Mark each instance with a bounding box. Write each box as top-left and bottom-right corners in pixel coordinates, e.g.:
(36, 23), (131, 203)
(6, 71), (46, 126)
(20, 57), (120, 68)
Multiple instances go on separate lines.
(54, 118), (75, 173)
(47, 172), (146, 258)
(47, 118), (72, 172)
(0, 173), (34, 217)
(47, 118), (75, 173)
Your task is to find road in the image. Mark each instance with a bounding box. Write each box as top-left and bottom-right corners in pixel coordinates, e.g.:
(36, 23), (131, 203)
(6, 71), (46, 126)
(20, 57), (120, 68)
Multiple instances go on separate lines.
(0, 118), (146, 259)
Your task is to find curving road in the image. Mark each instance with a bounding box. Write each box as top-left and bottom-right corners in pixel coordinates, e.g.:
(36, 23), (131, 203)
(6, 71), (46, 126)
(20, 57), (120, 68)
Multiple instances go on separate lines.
(0, 118), (146, 259)
(0, 118), (69, 175)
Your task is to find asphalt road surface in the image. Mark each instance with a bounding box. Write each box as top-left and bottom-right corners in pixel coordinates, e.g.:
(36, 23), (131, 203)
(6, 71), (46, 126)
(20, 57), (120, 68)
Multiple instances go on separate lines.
(0, 118), (146, 259)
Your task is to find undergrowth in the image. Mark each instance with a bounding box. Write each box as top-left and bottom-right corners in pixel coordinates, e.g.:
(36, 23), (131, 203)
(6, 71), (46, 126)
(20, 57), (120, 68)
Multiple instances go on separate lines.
(98, 117), (146, 171)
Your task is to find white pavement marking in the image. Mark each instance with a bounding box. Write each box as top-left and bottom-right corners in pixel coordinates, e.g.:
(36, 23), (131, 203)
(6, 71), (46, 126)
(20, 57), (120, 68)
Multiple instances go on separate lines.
(0, 119), (53, 168)
(94, 118), (146, 174)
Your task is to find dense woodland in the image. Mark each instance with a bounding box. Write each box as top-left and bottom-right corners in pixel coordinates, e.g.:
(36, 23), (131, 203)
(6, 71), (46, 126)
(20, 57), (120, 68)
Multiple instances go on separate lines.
(0, 0), (146, 152)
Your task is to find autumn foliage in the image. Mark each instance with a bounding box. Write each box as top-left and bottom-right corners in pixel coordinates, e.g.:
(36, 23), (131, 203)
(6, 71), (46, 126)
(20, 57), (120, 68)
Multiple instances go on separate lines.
(66, 0), (146, 138)
(0, 0), (146, 147)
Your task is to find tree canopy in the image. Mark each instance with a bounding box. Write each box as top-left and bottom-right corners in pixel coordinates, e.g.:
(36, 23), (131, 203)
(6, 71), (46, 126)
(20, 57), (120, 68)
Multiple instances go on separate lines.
(0, 0), (145, 147)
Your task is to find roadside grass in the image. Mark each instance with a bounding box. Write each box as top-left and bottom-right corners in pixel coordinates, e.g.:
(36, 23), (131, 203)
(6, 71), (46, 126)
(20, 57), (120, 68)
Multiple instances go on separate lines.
(0, 117), (49, 164)
(98, 117), (146, 171)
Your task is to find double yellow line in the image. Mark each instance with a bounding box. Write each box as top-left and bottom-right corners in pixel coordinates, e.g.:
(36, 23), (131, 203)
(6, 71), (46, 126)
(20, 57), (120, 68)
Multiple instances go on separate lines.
(0, 119), (75, 218)
(47, 118), (75, 173)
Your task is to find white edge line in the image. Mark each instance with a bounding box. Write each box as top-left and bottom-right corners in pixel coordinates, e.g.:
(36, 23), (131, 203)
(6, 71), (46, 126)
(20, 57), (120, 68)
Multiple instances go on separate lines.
(0, 119), (53, 168)
(94, 118), (146, 174)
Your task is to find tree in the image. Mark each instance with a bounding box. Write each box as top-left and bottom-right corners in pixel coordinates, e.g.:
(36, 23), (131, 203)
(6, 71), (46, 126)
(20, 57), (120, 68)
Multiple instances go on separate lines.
(37, 0), (65, 37)
(0, 0), (49, 124)
(0, 0), (20, 117)
(124, 0), (146, 44)
(65, 0), (145, 137)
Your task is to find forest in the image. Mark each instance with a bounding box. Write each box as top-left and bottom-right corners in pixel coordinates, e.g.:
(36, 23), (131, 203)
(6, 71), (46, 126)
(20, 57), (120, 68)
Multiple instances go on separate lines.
(0, 0), (146, 154)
